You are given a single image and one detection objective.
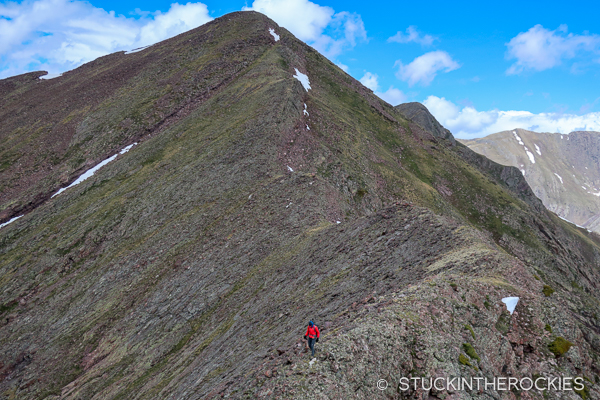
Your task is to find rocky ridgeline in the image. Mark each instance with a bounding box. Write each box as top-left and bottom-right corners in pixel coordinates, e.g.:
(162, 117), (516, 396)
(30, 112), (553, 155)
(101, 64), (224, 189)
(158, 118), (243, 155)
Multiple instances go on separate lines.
(0, 11), (599, 400)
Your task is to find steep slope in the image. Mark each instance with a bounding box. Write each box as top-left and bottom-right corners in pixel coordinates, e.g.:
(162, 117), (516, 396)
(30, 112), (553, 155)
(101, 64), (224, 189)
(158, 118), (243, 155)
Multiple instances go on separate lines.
(1, 12), (599, 400)
(461, 129), (600, 233)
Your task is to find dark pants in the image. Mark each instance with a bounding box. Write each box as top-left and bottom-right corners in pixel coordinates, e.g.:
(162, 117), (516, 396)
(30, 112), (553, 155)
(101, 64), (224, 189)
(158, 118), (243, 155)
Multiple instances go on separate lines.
(308, 337), (316, 356)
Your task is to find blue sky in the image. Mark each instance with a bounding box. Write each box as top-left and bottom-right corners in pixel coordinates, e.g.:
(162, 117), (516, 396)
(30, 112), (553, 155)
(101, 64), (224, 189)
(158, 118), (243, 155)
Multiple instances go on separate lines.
(1, 0), (599, 138)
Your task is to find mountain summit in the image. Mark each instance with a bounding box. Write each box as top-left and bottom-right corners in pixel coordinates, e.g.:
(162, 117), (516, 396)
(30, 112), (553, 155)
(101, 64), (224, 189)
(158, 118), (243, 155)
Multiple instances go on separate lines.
(1, 11), (599, 399)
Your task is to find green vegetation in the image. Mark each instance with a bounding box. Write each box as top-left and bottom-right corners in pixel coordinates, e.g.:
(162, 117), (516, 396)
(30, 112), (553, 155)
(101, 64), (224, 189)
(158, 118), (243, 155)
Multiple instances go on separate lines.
(0, 300), (18, 316)
(495, 312), (510, 335)
(574, 382), (590, 399)
(542, 285), (555, 297)
(462, 343), (480, 362)
(544, 324), (552, 333)
(464, 324), (475, 339)
(548, 337), (572, 357)
(484, 295), (492, 309)
(458, 354), (472, 367)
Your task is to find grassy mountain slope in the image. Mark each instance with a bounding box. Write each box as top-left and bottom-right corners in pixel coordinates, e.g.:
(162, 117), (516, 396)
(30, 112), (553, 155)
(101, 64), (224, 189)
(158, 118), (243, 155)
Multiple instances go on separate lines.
(1, 12), (599, 399)
(461, 129), (600, 233)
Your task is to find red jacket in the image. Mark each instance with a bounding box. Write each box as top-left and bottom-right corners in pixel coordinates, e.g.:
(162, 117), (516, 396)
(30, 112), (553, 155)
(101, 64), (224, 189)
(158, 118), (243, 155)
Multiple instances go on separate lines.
(305, 324), (320, 339)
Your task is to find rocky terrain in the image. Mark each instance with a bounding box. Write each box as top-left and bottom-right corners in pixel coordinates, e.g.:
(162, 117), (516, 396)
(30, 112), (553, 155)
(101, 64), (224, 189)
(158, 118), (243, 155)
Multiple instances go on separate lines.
(461, 129), (600, 233)
(0, 11), (599, 400)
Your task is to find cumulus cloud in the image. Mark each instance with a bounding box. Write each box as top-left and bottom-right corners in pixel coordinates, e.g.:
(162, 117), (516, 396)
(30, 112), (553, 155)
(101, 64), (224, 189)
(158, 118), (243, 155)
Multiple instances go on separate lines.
(360, 72), (407, 106)
(375, 87), (406, 106)
(244, 0), (366, 58)
(137, 3), (212, 47)
(0, 0), (212, 79)
(358, 71), (406, 105)
(388, 26), (436, 46)
(243, 0), (332, 42)
(423, 95), (600, 139)
(506, 24), (600, 74)
(359, 71), (379, 91)
(336, 62), (349, 72)
(395, 51), (459, 86)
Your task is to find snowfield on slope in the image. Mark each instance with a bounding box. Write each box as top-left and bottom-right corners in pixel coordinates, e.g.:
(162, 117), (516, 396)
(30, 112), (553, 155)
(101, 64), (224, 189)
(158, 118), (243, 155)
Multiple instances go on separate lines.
(125, 45), (151, 54)
(52, 143), (137, 198)
(293, 68), (311, 91)
(502, 297), (519, 314)
(554, 173), (563, 184)
(268, 28), (280, 41)
(0, 215), (22, 230)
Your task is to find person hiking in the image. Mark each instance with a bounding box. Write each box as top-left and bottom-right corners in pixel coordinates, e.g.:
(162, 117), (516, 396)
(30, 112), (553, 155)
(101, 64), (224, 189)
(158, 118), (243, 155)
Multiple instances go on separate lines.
(303, 320), (320, 356)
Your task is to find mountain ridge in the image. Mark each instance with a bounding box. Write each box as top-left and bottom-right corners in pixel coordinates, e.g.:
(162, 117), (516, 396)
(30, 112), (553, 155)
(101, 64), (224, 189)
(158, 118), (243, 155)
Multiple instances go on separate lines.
(1, 11), (599, 399)
(460, 129), (600, 233)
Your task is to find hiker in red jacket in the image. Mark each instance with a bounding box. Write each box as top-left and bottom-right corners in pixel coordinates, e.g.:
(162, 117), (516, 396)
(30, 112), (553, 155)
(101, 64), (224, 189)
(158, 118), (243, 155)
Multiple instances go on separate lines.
(303, 321), (320, 356)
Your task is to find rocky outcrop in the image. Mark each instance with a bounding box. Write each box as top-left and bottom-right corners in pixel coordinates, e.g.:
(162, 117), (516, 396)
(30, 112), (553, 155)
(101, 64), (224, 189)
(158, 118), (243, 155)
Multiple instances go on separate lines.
(396, 102), (456, 145)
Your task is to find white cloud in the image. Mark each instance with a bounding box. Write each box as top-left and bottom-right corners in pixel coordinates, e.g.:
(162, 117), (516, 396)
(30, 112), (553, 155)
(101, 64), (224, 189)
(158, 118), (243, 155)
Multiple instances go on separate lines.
(506, 24), (600, 74)
(423, 95), (600, 139)
(244, 0), (333, 42)
(244, 0), (366, 58)
(336, 62), (349, 72)
(0, 0), (212, 78)
(358, 71), (406, 105)
(137, 3), (211, 47)
(359, 71), (379, 91)
(375, 86), (406, 106)
(388, 26), (436, 46)
(395, 51), (459, 86)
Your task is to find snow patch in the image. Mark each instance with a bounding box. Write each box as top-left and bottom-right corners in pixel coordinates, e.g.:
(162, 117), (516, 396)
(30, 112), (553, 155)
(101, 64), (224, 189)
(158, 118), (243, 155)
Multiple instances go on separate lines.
(268, 28), (280, 42)
(593, 191), (600, 197)
(306, 124), (310, 130)
(125, 45), (151, 54)
(0, 215), (22, 230)
(534, 144), (541, 156)
(52, 143), (137, 198)
(501, 297), (519, 315)
(554, 173), (563, 184)
(40, 73), (62, 80)
(520, 169), (526, 176)
(336, 220), (341, 224)
(512, 131), (524, 145)
(303, 103), (309, 116)
(525, 149), (535, 164)
(120, 143), (136, 154)
(287, 165), (294, 172)
(293, 68), (311, 91)
(558, 215), (588, 230)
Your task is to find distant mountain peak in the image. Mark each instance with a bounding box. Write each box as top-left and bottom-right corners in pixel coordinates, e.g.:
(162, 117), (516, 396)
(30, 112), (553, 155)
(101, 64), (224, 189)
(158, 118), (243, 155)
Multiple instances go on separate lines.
(461, 128), (600, 233)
